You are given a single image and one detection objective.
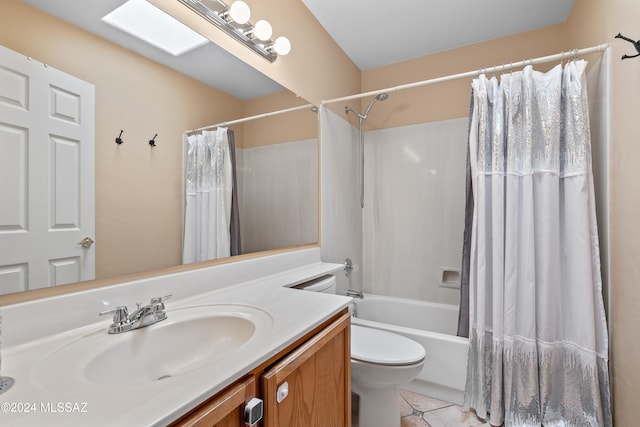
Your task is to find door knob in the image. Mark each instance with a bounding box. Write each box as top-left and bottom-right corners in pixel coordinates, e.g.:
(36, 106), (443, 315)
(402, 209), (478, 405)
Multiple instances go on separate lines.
(77, 237), (94, 248)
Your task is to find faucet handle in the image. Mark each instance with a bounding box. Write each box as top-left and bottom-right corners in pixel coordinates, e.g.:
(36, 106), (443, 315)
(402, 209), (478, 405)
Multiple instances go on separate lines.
(99, 306), (129, 323)
(150, 295), (172, 305)
(149, 295), (172, 316)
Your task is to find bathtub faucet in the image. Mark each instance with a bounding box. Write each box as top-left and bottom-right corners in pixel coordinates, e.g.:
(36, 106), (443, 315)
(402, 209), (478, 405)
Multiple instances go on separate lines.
(346, 289), (364, 299)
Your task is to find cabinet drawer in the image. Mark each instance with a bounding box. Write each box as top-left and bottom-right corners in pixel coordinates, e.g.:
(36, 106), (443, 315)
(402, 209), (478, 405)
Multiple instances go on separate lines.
(172, 376), (256, 427)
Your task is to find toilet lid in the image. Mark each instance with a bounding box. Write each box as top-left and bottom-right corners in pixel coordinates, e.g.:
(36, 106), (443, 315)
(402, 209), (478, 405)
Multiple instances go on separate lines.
(351, 325), (426, 366)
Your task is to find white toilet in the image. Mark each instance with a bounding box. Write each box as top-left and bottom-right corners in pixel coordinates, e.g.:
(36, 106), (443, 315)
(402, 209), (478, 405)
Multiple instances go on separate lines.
(296, 275), (426, 427)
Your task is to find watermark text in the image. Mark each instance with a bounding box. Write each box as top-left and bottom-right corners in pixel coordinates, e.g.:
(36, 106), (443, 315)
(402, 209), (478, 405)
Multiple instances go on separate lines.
(1, 401), (88, 414)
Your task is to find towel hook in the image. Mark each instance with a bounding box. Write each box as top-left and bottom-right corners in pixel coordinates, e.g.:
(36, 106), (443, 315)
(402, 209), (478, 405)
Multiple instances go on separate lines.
(615, 33), (640, 60)
(149, 134), (158, 147)
(115, 130), (124, 145)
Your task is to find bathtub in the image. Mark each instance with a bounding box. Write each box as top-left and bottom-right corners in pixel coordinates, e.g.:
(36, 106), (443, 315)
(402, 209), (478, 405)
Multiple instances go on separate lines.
(351, 294), (469, 405)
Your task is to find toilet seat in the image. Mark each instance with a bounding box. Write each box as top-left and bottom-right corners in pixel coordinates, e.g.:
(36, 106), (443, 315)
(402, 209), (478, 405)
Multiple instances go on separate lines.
(351, 325), (426, 366)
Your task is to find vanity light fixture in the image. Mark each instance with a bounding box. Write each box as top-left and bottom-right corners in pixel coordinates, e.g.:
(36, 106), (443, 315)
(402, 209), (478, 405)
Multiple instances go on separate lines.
(253, 20), (273, 41)
(102, 0), (209, 56)
(272, 36), (291, 56)
(179, 0), (291, 62)
(228, 1), (251, 24)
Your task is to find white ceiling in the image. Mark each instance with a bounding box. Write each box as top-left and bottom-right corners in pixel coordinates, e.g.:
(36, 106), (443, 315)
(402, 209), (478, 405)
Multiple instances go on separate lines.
(301, 0), (576, 70)
(23, 0), (575, 99)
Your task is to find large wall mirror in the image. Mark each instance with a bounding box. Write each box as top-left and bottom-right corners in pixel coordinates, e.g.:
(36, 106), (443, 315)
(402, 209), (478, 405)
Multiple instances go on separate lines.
(0, 0), (318, 298)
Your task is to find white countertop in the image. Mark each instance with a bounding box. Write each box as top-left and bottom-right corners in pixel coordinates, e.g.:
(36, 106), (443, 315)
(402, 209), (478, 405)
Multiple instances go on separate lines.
(0, 253), (350, 426)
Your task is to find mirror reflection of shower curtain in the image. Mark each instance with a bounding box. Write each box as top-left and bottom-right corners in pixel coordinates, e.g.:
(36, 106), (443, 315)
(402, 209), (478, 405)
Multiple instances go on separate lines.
(183, 127), (240, 263)
(462, 61), (611, 426)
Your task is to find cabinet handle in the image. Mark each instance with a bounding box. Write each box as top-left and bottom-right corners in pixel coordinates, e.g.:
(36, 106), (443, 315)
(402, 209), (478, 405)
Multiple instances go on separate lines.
(244, 398), (263, 426)
(276, 382), (289, 403)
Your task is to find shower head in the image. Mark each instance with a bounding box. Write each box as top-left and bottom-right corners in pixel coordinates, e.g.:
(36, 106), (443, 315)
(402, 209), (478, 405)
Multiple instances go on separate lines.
(362, 92), (389, 118)
(344, 93), (389, 121)
(343, 93), (388, 209)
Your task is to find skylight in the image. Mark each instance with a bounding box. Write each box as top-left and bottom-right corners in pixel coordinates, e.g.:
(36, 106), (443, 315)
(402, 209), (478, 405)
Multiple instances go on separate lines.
(102, 0), (209, 56)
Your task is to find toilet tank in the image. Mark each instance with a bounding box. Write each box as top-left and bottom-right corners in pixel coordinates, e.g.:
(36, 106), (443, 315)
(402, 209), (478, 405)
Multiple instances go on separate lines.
(292, 275), (336, 294)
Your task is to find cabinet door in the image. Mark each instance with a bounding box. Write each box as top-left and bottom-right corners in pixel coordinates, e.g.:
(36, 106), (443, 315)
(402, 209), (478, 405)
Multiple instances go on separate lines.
(261, 313), (351, 427)
(172, 376), (256, 427)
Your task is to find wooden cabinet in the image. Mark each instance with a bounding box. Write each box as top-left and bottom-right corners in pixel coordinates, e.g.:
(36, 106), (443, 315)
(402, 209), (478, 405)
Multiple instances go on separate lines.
(171, 310), (350, 427)
(170, 376), (256, 427)
(261, 312), (350, 427)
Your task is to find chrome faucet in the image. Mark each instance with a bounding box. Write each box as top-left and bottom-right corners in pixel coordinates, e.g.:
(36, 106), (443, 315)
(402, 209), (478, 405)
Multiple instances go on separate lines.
(99, 295), (171, 334)
(346, 289), (364, 299)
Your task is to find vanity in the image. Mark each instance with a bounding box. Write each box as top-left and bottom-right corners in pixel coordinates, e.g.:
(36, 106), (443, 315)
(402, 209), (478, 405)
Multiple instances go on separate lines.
(0, 248), (351, 426)
(173, 310), (350, 427)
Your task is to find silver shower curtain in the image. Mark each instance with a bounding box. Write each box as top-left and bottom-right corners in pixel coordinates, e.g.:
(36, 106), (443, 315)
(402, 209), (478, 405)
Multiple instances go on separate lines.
(183, 128), (234, 263)
(463, 61), (611, 426)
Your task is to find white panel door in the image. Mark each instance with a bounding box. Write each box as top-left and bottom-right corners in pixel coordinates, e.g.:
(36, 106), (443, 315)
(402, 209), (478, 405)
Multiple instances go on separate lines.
(0, 45), (95, 294)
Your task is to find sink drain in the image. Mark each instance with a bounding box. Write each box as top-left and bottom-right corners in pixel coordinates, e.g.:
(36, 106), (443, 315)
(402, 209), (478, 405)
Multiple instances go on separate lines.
(0, 376), (15, 395)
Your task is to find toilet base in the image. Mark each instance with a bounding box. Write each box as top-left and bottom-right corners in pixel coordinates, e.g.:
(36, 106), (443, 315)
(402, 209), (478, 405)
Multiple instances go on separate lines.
(352, 381), (400, 427)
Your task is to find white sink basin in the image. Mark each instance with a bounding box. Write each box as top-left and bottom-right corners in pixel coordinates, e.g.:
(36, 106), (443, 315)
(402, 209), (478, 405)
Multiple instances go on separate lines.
(32, 304), (273, 389)
(85, 315), (254, 386)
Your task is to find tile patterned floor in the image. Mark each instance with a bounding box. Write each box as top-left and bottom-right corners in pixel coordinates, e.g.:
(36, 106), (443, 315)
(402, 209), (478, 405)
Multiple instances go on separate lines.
(399, 389), (491, 427)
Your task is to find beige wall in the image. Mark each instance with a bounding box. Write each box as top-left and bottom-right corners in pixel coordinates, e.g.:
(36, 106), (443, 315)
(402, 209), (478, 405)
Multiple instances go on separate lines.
(241, 90), (317, 148)
(0, 0), (244, 279)
(566, 1), (640, 425)
(360, 24), (569, 129)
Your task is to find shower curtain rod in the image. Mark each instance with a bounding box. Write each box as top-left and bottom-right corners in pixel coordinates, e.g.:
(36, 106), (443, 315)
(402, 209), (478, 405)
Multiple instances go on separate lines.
(321, 43), (608, 105)
(185, 103), (315, 135)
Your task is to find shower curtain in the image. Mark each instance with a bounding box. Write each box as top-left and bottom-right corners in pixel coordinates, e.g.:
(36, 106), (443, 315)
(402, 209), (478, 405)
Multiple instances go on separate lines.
(463, 61), (611, 426)
(183, 127), (237, 263)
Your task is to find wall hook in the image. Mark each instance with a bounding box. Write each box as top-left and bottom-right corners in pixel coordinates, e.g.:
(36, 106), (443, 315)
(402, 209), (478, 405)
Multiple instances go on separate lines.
(149, 134), (157, 147)
(615, 33), (640, 60)
(115, 130), (124, 145)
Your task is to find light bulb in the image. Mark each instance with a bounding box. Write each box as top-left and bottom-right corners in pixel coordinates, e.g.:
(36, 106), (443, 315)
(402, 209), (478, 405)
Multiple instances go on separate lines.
(273, 36), (291, 55)
(253, 20), (272, 41)
(229, 1), (250, 24)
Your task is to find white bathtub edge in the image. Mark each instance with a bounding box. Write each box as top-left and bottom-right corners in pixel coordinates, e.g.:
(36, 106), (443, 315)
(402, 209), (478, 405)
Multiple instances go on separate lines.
(350, 296), (470, 405)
